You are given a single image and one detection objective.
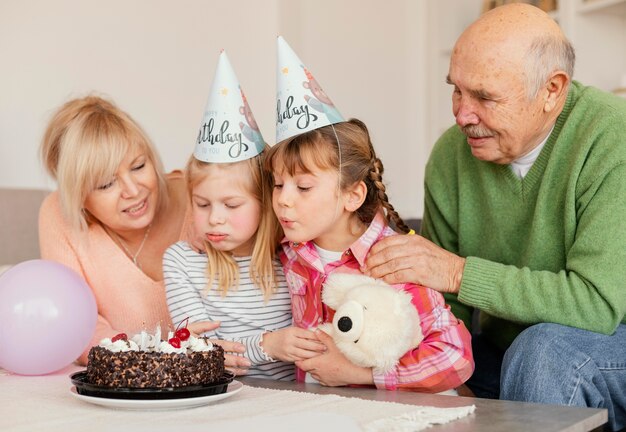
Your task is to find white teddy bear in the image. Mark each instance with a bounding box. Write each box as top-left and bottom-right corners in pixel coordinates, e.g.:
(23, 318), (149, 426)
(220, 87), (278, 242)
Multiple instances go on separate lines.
(318, 273), (424, 374)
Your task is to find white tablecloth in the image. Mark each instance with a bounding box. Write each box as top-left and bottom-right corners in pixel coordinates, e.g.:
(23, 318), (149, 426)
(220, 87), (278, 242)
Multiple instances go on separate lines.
(0, 366), (475, 432)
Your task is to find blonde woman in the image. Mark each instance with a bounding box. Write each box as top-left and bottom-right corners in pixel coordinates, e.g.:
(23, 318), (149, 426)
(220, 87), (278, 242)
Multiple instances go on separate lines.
(39, 95), (249, 369)
(163, 152), (326, 379)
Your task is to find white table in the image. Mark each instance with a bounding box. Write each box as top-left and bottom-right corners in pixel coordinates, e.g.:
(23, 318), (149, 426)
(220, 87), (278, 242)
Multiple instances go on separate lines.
(241, 376), (609, 431)
(0, 365), (607, 432)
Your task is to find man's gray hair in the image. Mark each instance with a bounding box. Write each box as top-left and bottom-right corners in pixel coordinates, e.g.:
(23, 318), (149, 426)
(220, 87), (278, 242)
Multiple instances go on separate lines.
(525, 35), (575, 99)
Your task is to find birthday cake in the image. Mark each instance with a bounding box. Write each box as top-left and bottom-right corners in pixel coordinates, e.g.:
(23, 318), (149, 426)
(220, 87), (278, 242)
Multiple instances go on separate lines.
(85, 327), (225, 388)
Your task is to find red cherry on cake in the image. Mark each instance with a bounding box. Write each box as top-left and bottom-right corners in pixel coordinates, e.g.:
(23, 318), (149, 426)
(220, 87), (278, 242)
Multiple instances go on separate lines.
(168, 337), (181, 348)
(173, 317), (191, 342)
(175, 328), (191, 341)
(112, 333), (128, 342)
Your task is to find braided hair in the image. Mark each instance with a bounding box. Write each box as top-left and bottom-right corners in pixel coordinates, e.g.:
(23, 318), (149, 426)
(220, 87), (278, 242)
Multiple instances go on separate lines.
(265, 118), (410, 234)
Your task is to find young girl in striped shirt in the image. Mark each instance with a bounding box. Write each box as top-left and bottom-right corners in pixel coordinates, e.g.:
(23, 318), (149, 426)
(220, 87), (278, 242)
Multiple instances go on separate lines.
(164, 150), (326, 380)
(164, 49), (328, 380)
(266, 119), (474, 391)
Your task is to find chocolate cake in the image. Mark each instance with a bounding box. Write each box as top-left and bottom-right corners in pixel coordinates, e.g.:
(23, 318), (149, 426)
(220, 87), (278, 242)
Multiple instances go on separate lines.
(85, 332), (225, 388)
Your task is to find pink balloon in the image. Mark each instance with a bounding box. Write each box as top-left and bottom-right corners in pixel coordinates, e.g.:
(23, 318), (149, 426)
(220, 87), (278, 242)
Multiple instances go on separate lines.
(0, 260), (97, 375)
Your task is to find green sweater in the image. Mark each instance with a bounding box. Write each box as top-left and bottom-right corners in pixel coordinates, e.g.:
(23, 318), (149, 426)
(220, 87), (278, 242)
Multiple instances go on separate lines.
(422, 81), (626, 351)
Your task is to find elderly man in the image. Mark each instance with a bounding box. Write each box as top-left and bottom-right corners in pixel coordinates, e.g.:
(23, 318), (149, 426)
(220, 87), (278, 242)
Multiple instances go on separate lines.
(365, 3), (625, 430)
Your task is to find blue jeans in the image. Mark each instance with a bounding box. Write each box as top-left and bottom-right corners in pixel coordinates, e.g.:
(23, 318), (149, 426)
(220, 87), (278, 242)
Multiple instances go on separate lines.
(501, 323), (626, 432)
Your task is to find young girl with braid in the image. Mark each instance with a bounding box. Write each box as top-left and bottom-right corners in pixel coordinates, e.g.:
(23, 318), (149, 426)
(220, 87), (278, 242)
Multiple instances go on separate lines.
(266, 119), (473, 391)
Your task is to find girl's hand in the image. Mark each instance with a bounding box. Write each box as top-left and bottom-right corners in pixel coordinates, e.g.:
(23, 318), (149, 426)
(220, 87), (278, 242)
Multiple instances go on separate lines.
(295, 330), (373, 387)
(186, 220), (206, 253)
(187, 320), (221, 336)
(186, 320), (251, 375)
(261, 327), (327, 362)
(211, 339), (251, 376)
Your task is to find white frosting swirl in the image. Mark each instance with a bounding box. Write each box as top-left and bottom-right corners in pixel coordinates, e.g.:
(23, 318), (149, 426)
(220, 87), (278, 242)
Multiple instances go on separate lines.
(131, 331), (159, 351)
(154, 326), (162, 348)
(99, 338), (139, 352)
(188, 336), (214, 352)
(158, 341), (186, 354)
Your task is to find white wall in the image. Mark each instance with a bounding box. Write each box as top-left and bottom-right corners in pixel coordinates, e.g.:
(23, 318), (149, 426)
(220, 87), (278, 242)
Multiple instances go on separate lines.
(3, 1), (624, 220)
(0, 0), (280, 192)
(424, 0), (483, 148)
(278, 0), (429, 218)
(0, 0), (434, 219)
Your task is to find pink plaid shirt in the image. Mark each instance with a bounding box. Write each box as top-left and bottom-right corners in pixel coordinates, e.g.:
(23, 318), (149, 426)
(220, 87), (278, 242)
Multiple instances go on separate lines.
(280, 213), (474, 391)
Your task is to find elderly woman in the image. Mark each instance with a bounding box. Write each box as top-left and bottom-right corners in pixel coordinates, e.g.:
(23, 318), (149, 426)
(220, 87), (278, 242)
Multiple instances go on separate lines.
(39, 95), (250, 371)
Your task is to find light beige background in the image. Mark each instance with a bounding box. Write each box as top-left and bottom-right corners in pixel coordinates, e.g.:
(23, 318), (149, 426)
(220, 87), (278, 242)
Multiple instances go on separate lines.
(1, 0), (624, 219)
(0, 0), (483, 219)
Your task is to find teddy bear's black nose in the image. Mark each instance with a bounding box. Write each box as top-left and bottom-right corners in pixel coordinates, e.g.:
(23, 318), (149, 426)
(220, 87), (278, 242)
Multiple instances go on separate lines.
(337, 316), (352, 332)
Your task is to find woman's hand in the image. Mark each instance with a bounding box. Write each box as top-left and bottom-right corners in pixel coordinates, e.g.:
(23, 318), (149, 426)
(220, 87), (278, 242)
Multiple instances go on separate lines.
(261, 327), (327, 362)
(295, 330), (373, 387)
(364, 234), (465, 294)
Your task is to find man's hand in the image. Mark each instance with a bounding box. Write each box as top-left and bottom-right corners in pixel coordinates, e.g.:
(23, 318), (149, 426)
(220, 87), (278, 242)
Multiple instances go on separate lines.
(295, 330), (373, 386)
(363, 234), (465, 294)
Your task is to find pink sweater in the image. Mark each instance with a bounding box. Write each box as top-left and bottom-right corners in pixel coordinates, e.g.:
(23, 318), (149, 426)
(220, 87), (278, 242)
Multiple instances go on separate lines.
(38, 172), (189, 365)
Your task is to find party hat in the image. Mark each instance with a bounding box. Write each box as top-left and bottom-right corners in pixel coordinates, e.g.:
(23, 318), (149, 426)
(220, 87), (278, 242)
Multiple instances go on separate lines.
(275, 36), (344, 143)
(194, 50), (266, 163)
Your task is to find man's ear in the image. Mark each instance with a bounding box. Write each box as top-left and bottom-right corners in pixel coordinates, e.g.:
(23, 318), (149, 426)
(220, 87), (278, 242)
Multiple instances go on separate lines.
(344, 180), (367, 212)
(542, 71), (569, 113)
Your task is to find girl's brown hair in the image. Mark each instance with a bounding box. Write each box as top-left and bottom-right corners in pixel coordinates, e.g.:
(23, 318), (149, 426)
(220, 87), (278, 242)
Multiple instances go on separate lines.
(265, 118), (409, 233)
(186, 151), (282, 300)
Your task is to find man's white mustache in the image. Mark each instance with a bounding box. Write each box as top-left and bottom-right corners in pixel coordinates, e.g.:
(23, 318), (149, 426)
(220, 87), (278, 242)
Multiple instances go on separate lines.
(462, 125), (494, 138)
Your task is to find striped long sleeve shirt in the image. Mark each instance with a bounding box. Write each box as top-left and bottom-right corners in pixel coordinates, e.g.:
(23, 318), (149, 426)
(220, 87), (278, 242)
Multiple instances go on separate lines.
(280, 213), (474, 391)
(164, 241), (295, 381)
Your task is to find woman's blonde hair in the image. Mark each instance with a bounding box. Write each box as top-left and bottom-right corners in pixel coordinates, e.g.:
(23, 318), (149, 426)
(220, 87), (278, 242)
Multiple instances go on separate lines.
(265, 118), (409, 233)
(186, 151), (281, 300)
(40, 95), (168, 231)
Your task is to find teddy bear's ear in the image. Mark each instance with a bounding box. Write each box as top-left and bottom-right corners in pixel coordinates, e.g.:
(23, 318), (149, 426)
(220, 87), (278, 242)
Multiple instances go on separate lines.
(322, 273), (372, 308)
